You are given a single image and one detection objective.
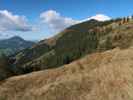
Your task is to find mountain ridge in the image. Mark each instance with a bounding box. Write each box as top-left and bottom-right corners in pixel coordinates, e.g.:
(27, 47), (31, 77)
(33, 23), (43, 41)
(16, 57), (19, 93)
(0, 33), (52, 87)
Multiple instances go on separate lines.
(12, 18), (125, 73)
(0, 16), (133, 79)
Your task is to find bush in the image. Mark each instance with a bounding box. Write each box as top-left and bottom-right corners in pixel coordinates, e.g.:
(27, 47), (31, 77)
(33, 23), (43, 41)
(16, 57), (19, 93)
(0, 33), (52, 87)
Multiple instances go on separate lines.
(0, 54), (13, 80)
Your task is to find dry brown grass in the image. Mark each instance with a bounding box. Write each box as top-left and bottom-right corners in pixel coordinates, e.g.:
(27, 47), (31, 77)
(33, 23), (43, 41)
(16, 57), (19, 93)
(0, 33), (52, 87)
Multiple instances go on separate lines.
(1, 47), (133, 100)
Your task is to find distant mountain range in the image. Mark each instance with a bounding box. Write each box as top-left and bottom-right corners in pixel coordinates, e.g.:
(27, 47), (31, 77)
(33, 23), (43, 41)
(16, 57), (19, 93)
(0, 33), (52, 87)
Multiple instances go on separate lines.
(0, 36), (35, 56)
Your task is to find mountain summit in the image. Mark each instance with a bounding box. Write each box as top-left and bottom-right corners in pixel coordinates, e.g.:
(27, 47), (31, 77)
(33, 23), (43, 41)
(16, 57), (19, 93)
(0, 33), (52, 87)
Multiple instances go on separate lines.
(0, 36), (35, 55)
(8, 36), (25, 42)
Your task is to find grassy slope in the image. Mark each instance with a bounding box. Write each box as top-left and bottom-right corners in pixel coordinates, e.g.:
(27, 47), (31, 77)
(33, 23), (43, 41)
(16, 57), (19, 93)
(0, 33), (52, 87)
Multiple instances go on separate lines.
(1, 47), (133, 100)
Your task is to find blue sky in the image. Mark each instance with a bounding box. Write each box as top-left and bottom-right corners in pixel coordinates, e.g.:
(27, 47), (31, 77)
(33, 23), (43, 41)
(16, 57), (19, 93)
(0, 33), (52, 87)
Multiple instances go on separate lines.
(0, 0), (133, 40)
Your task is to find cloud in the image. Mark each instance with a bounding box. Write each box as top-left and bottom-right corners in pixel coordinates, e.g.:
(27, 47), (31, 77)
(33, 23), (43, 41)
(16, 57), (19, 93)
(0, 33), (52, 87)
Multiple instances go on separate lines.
(87, 14), (111, 21)
(0, 10), (111, 39)
(40, 10), (79, 32)
(40, 10), (111, 33)
(0, 10), (32, 32)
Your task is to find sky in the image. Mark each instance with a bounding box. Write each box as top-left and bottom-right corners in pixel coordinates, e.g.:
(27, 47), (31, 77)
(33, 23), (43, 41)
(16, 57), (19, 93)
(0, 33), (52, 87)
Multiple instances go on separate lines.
(0, 0), (133, 40)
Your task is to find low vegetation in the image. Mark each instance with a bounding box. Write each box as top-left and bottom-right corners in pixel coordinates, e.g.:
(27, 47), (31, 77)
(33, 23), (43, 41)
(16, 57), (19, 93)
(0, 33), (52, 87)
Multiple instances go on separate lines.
(0, 54), (13, 80)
